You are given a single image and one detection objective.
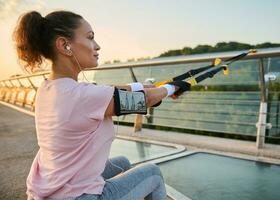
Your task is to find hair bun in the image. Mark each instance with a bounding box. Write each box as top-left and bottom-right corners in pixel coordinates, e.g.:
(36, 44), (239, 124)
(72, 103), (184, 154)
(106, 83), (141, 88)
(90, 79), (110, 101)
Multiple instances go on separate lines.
(13, 10), (82, 73)
(13, 11), (45, 72)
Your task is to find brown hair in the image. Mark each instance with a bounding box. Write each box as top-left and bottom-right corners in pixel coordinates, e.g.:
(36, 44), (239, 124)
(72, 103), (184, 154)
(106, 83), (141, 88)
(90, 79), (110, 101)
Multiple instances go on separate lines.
(13, 11), (83, 72)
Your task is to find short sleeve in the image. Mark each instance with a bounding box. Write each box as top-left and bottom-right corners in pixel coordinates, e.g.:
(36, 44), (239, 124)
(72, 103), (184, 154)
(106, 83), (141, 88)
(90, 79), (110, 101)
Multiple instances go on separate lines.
(80, 83), (114, 120)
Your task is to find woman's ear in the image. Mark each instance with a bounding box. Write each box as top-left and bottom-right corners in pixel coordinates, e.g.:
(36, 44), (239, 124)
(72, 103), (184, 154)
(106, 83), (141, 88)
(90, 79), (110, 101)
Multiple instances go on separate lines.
(55, 36), (72, 56)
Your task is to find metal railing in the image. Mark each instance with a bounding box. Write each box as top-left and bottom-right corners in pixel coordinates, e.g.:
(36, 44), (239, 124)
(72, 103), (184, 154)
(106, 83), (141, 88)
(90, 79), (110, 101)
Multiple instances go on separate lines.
(1, 47), (280, 148)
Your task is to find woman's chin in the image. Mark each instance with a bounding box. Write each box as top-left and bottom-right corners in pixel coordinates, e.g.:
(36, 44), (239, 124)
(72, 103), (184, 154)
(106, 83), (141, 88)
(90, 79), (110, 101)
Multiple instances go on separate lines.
(84, 63), (98, 69)
(91, 60), (99, 68)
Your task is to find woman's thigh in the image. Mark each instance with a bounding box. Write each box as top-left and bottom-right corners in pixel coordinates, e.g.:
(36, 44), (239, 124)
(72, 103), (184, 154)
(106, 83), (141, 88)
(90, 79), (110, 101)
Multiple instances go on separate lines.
(100, 163), (167, 200)
(76, 162), (167, 200)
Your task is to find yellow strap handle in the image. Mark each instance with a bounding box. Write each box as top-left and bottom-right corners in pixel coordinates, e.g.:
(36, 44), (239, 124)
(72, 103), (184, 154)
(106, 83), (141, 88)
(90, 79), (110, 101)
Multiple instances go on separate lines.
(154, 79), (173, 87)
(186, 79), (197, 86)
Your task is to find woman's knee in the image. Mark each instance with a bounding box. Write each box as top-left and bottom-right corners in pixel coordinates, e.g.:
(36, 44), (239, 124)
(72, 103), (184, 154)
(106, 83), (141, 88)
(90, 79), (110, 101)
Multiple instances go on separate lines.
(115, 156), (131, 170)
(142, 163), (163, 177)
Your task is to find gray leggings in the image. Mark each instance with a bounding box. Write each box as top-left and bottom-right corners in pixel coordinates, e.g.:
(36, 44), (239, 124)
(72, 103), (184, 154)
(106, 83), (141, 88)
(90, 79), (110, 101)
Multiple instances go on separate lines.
(75, 156), (167, 200)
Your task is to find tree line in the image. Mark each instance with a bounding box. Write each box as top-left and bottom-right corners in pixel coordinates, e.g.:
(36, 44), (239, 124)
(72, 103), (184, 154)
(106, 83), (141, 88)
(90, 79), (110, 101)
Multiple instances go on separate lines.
(158, 41), (280, 57)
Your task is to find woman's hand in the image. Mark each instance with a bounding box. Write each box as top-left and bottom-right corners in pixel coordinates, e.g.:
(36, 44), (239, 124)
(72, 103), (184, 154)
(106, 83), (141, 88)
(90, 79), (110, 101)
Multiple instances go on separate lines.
(167, 81), (191, 99)
(170, 86), (180, 99)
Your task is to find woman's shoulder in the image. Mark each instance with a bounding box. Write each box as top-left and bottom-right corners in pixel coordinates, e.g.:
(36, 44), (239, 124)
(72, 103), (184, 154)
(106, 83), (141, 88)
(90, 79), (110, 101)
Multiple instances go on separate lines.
(39, 77), (78, 92)
(38, 78), (114, 98)
(78, 82), (114, 97)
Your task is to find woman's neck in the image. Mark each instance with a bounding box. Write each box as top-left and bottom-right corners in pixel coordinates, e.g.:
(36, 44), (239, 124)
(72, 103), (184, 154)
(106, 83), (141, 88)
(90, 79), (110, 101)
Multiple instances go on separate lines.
(48, 72), (77, 81)
(50, 62), (79, 81)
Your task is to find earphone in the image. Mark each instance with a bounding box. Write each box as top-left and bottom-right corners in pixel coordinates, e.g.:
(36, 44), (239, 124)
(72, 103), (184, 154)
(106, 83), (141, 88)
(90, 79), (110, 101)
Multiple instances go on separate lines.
(65, 44), (90, 82)
(65, 45), (71, 51)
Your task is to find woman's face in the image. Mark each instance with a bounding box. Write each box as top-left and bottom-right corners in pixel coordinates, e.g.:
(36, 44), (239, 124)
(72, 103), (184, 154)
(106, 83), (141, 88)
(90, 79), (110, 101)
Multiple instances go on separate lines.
(70, 19), (100, 69)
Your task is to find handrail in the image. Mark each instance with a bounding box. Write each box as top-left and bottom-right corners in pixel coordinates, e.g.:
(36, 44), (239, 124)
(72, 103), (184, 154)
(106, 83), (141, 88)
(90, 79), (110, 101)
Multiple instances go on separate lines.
(1, 71), (50, 82)
(87, 47), (280, 70)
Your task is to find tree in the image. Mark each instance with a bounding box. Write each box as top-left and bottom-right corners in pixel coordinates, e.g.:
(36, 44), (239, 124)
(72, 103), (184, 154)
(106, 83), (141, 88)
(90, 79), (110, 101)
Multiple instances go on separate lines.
(192, 45), (214, 54)
(255, 42), (280, 48)
(159, 49), (182, 57)
(181, 47), (192, 55)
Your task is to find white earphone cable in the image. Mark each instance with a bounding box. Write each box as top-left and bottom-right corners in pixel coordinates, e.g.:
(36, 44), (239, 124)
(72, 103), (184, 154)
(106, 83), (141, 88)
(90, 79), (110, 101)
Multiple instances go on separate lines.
(72, 52), (90, 82)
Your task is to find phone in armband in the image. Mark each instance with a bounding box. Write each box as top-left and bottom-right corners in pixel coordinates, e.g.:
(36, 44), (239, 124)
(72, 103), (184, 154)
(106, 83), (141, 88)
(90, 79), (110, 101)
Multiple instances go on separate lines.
(114, 89), (147, 116)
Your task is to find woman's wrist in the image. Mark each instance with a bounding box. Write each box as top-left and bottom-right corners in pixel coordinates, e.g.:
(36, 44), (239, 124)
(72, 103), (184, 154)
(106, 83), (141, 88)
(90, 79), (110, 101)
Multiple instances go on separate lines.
(127, 82), (144, 91)
(160, 84), (176, 97)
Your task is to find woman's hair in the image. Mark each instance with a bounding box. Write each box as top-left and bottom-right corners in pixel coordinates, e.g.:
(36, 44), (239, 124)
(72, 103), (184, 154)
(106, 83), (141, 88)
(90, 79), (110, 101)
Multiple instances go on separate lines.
(13, 11), (83, 72)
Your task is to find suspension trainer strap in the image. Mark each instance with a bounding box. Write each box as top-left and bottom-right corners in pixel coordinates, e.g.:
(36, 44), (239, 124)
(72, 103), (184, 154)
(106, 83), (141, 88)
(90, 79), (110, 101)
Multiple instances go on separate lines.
(224, 49), (257, 64)
(173, 64), (216, 81)
(154, 49), (257, 88)
(192, 66), (225, 85)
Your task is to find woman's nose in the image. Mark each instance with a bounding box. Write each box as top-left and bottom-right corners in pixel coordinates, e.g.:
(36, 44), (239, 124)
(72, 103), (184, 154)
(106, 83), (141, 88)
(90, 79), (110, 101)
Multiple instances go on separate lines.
(94, 41), (101, 51)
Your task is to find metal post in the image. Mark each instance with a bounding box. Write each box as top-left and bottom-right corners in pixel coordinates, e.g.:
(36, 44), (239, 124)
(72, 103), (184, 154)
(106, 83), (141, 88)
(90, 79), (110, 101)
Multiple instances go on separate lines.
(256, 58), (267, 148)
(134, 114), (143, 132)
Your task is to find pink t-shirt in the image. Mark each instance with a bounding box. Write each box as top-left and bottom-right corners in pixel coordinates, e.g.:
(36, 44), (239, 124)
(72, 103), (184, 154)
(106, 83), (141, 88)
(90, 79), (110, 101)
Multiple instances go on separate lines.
(26, 78), (115, 199)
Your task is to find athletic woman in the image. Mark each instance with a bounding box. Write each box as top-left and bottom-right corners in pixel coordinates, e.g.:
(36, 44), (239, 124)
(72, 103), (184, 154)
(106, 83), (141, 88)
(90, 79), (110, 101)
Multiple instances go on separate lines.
(13, 10), (188, 200)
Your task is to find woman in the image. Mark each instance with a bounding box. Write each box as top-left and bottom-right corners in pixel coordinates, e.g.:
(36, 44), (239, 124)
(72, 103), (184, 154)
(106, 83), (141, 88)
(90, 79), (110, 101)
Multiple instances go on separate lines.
(13, 10), (188, 200)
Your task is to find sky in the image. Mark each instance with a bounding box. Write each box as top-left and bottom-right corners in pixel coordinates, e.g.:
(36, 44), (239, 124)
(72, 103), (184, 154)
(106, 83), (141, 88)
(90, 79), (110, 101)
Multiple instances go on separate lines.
(0, 0), (279, 79)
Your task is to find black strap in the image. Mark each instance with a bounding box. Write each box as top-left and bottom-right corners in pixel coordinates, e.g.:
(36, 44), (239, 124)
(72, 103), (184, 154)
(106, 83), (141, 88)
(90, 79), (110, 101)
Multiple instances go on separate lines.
(173, 64), (214, 81)
(194, 67), (224, 84)
(224, 52), (248, 64)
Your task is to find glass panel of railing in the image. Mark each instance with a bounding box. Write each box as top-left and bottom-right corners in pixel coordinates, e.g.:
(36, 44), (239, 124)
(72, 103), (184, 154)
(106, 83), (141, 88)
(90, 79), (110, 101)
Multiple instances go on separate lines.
(153, 59), (260, 136)
(203, 60), (259, 86)
(18, 78), (32, 87)
(150, 94), (259, 132)
(93, 68), (134, 85)
(4, 81), (13, 87)
(29, 75), (46, 88)
(17, 90), (26, 103)
(26, 90), (36, 105)
(10, 80), (21, 87)
(266, 57), (280, 139)
(78, 70), (96, 82)
(0, 82), (5, 87)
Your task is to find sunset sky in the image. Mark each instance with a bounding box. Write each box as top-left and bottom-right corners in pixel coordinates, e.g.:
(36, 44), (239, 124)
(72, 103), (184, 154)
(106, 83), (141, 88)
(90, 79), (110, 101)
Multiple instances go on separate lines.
(0, 0), (279, 79)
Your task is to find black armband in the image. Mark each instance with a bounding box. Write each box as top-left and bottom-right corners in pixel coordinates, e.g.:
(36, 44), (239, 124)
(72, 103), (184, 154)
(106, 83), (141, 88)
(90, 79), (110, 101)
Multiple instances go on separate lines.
(114, 88), (147, 116)
(152, 100), (162, 107)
